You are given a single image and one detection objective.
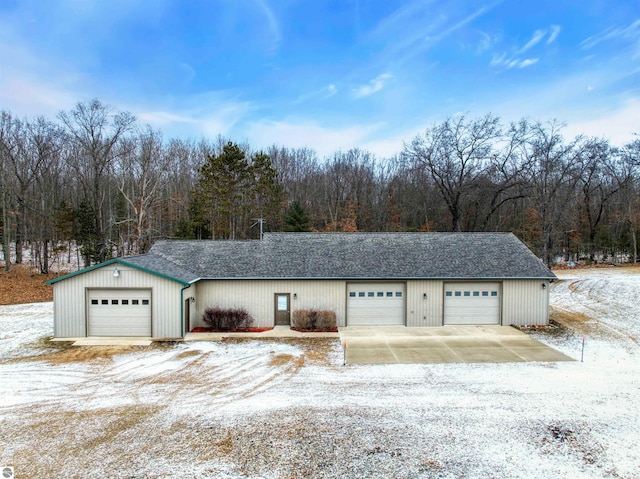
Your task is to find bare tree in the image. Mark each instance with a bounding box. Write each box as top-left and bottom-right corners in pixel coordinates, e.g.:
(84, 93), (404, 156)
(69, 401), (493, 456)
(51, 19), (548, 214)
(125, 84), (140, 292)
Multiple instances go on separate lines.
(58, 100), (135, 263)
(113, 126), (172, 254)
(520, 120), (581, 266)
(406, 114), (502, 231)
(0, 111), (15, 270)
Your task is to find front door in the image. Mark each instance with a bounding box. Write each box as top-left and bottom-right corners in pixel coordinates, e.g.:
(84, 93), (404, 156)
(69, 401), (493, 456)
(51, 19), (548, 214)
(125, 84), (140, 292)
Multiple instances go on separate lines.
(275, 293), (291, 325)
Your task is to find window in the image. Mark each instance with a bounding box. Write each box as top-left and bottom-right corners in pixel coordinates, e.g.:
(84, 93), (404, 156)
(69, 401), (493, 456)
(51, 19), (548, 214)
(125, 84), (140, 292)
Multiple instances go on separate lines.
(377, 292), (384, 297)
(395, 292), (402, 297)
(491, 291), (498, 297)
(91, 299), (98, 305)
(386, 292), (393, 297)
(122, 299), (129, 305)
(111, 299), (119, 305)
(445, 291), (452, 297)
(142, 299), (150, 305)
(101, 299), (108, 305)
(132, 299), (139, 305)
(358, 292), (365, 297)
(454, 291), (461, 297)
(367, 292), (374, 297)
(349, 292), (356, 297)
(473, 291), (480, 297)
(463, 291), (470, 297)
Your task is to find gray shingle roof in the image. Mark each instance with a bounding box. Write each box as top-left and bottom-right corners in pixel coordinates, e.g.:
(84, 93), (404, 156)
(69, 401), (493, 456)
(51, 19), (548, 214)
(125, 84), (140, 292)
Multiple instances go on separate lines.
(143, 232), (555, 281)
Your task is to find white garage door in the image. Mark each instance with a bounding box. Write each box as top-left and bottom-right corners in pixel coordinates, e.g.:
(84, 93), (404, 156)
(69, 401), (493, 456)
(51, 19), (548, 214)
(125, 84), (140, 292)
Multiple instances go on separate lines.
(88, 289), (151, 336)
(347, 283), (405, 326)
(444, 282), (501, 325)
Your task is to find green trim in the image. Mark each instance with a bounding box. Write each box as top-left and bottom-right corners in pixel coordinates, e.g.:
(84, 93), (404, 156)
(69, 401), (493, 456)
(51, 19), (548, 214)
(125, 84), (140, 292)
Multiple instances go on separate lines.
(46, 258), (190, 286)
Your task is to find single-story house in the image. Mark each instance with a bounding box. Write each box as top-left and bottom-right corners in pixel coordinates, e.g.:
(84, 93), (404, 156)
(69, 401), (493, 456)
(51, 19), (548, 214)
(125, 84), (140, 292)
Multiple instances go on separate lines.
(47, 232), (556, 339)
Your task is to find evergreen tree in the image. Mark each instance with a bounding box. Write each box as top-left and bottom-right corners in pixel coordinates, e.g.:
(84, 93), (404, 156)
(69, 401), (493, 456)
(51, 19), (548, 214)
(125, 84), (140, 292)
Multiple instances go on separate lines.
(251, 152), (283, 234)
(284, 201), (312, 232)
(194, 142), (251, 239)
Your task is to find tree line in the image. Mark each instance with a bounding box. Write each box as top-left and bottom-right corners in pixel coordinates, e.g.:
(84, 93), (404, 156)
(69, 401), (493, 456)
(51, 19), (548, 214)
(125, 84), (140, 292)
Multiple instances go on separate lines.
(1, 99), (639, 273)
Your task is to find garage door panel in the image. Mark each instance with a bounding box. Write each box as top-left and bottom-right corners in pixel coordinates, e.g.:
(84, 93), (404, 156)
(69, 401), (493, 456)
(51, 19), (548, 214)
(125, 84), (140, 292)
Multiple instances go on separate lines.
(347, 283), (405, 326)
(444, 282), (500, 325)
(88, 289), (151, 337)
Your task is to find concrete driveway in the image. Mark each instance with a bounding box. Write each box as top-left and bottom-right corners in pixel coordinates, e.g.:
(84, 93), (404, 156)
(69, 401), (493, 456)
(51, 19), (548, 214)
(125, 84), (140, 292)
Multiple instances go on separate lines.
(338, 325), (574, 364)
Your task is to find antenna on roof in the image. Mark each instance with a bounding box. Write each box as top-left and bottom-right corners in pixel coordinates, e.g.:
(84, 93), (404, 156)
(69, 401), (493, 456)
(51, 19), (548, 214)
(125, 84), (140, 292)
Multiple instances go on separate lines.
(251, 218), (265, 240)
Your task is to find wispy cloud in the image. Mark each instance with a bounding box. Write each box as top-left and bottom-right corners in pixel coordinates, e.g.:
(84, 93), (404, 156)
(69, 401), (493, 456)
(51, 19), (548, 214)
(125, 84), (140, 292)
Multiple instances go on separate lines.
(245, 119), (384, 158)
(581, 19), (640, 50)
(548, 25), (561, 44)
(490, 25), (557, 69)
(353, 73), (393, 98)
(474, 31), (502, 54)
(516, 29), (546, 54)
(519, 58), (539, 68)
(365, 1), (499, 68)
(425, 6), (493, 46)
(254, 0), (282, 53)
(325, 84), (338, 98)
(490, 54), (538, 69)
(294, 84), (338, 104)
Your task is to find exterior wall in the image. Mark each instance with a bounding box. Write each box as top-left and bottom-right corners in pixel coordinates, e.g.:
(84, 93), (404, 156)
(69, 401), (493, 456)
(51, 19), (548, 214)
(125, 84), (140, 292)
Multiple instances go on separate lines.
(502, 279), (550, 326)
(194, 278), (551, 328)
(406, 280), (444, 326)
(194, 280), (346, 328)
(53, 264), (184, 338)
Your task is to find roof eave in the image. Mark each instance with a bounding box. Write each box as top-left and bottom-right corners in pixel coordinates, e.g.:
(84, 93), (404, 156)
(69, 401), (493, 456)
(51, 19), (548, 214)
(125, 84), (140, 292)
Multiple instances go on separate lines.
(46, 258), (190, 286)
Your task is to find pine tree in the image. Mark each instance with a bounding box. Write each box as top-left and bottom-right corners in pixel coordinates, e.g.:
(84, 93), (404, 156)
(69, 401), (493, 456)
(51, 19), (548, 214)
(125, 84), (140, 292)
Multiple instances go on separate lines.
(283, 201), (311, 232)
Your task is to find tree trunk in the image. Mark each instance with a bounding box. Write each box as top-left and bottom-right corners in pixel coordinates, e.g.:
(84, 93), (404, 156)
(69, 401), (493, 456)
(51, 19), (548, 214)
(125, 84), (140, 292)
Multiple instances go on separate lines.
(2, 190), (10, 272)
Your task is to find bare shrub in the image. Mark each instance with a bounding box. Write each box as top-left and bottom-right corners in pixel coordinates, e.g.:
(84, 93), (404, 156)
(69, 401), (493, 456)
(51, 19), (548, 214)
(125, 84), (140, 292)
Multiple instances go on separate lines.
(202, 307), (254, 331)
(292, 310), (336, 331)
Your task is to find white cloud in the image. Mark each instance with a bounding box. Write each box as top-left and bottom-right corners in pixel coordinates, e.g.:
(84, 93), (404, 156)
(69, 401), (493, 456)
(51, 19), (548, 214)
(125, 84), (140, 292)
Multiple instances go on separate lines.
(325, 84), (338, 98)
(582, 19), (640, 50)
(353, 73), (393, 98)
(137, 111), (197, 126)
(562, 98), (640, 146)
(519, 58), (539, 68)
(254, 0), (282, 53)
(547, 24), (561, 44)
(244, 119), (384, 158)
(294, 84), (339, 104)
(516, 29), (546, 54)
(0, 76), (78, 118)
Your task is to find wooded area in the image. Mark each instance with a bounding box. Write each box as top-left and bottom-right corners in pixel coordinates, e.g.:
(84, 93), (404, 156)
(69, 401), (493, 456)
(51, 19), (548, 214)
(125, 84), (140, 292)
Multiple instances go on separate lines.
(1, 99), (639, 273)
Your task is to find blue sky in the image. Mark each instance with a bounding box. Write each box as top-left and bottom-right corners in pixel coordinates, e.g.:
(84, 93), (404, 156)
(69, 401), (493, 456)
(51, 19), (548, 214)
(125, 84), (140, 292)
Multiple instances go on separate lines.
(1, 0), (639, 157)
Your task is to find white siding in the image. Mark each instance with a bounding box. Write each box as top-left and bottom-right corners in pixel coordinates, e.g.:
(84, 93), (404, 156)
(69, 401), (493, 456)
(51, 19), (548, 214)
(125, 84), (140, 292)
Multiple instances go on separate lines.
(502, 279), (550, 326)
(406, 280), (444, 326)
(52, 264), (184, 338)
(195, 280), (346, 328)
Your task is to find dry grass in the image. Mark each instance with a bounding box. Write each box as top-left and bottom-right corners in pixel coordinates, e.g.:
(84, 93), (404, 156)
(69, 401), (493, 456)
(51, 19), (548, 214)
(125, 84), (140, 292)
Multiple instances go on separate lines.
(8, 404), (161, 478)
(175, 349), (202, 360)
(0, 264), (55, 305)
(34, 345), (144, 364)
(550, 308), (593, 324)
(269, 353), (297, 367)
(220, 337), (338, 367)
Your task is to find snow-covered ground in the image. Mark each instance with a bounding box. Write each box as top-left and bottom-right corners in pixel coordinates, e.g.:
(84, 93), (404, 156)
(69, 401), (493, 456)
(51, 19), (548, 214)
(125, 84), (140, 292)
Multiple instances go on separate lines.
(1, 269), (639, 479)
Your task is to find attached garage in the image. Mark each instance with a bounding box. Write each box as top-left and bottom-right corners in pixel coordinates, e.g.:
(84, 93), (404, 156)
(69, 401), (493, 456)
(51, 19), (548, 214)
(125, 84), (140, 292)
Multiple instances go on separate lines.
(347, 283), (405, 326)
(443, 282), (501, 325)
(88, 289), (152, 336)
